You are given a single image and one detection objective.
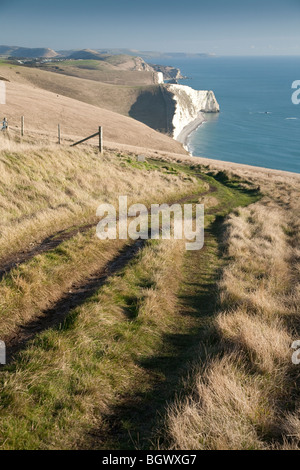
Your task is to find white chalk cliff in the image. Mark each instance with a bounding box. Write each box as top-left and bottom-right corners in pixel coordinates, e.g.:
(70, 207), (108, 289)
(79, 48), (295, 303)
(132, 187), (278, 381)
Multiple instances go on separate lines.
(164, 84), (220, 140)
(156, 72), (164, 84)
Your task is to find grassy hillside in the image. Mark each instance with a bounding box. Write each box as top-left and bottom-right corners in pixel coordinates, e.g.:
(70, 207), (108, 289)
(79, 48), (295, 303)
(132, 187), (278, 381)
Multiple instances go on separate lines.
(37, 58), (159, 86)
(0, 63), (170, 131)
(63, 53), (153, 71)
(0, 64), (183, 153)
(0, 62), (173, 136)
(0, 136), (266, 450)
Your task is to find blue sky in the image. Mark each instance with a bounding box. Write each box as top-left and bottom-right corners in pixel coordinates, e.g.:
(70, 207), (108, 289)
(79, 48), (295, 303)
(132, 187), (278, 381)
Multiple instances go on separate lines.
(0, 0), (300, 55)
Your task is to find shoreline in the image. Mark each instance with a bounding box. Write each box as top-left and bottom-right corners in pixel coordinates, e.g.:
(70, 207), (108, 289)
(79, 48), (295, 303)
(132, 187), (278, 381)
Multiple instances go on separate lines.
(176, 113), (206, 149)
(175, 115), (300, 176)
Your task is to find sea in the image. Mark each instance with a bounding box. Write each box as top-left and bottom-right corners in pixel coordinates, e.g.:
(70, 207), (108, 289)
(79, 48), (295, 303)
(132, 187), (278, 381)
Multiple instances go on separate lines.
(160, 56), (300, 174)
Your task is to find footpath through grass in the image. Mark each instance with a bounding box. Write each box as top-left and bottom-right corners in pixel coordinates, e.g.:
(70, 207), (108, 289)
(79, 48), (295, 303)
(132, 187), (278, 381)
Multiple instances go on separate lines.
(0, 162), (259, 450)
(84, 169), (260, 450)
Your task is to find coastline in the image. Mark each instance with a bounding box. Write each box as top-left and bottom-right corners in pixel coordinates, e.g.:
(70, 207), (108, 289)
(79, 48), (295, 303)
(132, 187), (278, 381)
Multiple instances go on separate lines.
(175, 113), (206, 149)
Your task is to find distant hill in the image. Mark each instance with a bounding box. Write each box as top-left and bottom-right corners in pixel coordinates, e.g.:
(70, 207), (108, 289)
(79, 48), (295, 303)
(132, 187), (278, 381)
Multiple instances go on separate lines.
(36, 59), (160, 86)
(66, 50), (154, 72)
(0, 45), (213, 61)
(0, 45), (58, 58)
(142, 52), (214, 60)
(67, 49), (107, 61)
(58, 49), (214, 61)
(0, 45), (18, 55)
(94, 49), (214, 61)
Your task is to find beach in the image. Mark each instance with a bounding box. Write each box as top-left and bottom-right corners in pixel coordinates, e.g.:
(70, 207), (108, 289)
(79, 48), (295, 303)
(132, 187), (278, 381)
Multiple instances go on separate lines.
(176, 113), (206, 147)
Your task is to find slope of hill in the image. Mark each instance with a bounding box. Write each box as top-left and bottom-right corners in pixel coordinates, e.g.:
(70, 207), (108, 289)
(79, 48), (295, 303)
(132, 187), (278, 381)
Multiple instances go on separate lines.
(67, 49), (109, 60)
(0, 65), (186, 154)
(0, 46), (19, 56)
(0, 45), (58, 58)
(66, 50), (154, 72)
(1, 46), (185, 85)
(0, 63), (219, 138)
(38, 59), (162, 86)
(0, 64), (169, 131)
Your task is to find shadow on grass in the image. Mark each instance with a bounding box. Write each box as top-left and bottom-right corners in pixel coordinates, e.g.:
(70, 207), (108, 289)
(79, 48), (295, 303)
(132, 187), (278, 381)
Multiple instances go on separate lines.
(208, 170), (261, 196)
(4, 240), (147, 365)
(81, 173), (262, 450)
(84, 218), (226, 450)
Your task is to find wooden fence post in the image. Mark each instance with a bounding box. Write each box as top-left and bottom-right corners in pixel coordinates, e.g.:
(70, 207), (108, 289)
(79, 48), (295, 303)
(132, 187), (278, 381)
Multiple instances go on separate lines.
(71, 128), (104, 150)
(58, 124), (61, 144)
(99, 126), (103, 154)
(21, 116), (24, 136)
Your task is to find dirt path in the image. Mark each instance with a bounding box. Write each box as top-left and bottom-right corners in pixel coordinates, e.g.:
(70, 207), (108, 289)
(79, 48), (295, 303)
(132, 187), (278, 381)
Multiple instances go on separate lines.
(0, 182), (216, 282)
(0, 223), (96, 282)
(0, 169), (261, 450)
(83, 219), (224, 450)
(5, 239), (146, 363)
(3, 185), (216, 364)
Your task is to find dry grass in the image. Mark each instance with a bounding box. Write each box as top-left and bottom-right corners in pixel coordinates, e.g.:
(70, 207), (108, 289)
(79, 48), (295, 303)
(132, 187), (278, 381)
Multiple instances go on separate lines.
(0, 231), (126, 339)
(38, 59), (159, 86)
(0, 65), (186, 154)
(0, 137), (198, 259)
(0, 238), (186, 450)
(0, 63), (160, 118)
(0, 137), (204, 340)
(1, 129), (299, 449)
(167, 354), (269, 450)
(166, 174), (300, 450)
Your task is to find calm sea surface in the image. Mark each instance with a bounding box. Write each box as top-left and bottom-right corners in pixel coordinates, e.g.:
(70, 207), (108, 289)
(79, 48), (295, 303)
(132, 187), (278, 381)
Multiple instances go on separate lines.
(160, 57), (300, 173)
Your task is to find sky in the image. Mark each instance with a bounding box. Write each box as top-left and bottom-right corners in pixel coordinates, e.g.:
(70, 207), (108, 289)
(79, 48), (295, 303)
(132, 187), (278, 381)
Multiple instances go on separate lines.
(0, 0), (300, 55)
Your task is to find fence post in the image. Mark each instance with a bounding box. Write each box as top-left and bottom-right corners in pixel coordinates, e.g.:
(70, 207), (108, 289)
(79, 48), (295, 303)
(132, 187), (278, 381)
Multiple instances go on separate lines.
(58, 124), (61, 145)
(21, 116), (24, 136)
(99, 126), (103, 154)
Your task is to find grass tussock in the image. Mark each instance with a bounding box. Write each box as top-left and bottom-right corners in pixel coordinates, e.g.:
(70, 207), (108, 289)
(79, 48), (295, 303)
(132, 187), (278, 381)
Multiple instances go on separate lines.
(166, 176), (300, 450)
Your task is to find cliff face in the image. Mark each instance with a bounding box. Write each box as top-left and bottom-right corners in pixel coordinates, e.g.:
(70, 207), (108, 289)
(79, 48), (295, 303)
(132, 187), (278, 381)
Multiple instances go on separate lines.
(130, 58), (164, 84)
(129, 83), (219, 140)
(131, 57), (154, 72)
(164, 84), (220, 139)
(155, 72), (164, 84)
(151, 64), (183, 81)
